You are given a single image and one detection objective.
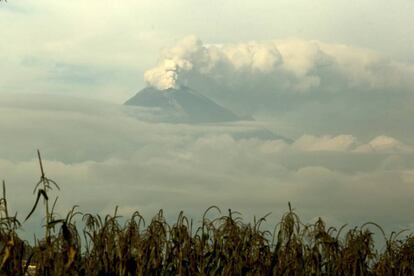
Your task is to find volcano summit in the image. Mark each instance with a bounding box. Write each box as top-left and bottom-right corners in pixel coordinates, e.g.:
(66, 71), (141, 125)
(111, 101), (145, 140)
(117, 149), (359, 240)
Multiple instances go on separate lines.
(124, 86), (241, 123)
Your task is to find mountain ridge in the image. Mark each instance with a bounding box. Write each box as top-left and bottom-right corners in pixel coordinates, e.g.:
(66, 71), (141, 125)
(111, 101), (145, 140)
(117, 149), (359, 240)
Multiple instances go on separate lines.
(124, 86), (241, 123)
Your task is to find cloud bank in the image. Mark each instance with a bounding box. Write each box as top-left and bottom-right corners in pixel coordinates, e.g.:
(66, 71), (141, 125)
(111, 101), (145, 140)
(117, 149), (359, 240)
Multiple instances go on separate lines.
(145, 36), (414, 92)
(1, 95), (414, 240)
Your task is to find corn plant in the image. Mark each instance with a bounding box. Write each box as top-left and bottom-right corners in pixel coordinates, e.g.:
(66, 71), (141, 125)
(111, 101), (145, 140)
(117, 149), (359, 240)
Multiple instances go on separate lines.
(0, 152), (413, 275)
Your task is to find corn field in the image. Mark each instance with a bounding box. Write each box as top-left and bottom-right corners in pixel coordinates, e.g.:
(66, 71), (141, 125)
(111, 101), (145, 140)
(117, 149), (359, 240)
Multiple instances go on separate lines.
(0, 152), (413, 275)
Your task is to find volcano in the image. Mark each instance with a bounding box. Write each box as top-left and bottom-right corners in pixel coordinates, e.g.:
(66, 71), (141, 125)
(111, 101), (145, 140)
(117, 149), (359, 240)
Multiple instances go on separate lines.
(124, 86), (241, 123)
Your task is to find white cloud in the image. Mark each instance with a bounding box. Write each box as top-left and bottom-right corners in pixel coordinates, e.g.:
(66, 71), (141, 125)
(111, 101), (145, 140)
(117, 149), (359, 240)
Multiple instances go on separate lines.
(144, 58), (193, 90)
(144, 36), (414, 94)
(293, 135), (357, 152)
(355, 135), (412, 153)
(291, 134), (413, 154)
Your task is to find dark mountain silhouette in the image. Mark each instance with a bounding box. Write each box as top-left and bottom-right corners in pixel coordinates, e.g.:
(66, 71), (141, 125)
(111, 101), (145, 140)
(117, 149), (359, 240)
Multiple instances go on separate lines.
(124, 86), (241, 123)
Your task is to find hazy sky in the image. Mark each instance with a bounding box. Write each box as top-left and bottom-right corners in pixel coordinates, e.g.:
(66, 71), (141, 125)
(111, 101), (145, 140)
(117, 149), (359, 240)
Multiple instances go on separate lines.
(1, 0), (414, 240)
(1, 0), (414, 101)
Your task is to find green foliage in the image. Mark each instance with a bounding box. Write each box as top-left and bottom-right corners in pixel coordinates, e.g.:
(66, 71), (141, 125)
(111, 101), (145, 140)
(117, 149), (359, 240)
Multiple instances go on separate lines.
(0, 152), (413, 275)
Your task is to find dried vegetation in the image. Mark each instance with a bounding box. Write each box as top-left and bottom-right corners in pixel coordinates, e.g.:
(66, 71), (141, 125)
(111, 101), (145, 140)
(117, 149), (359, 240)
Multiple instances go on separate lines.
(0, 152), (413, 275)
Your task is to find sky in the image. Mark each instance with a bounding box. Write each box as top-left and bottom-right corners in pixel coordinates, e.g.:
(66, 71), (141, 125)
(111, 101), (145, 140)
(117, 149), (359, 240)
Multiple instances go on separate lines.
(1, 0), (414, 241)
